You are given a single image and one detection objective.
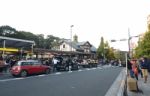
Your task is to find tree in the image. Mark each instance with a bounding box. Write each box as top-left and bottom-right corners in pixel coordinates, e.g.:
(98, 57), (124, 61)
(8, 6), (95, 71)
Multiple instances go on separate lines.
(97, 37), (115, 60)
(135, 31), (150, 58)
(97, 37), (104, 59)
(36, 34), (45, 48)
(107, 47), (115, 60)
(0, 25), (17, 36)
(45, 35), (60, 49)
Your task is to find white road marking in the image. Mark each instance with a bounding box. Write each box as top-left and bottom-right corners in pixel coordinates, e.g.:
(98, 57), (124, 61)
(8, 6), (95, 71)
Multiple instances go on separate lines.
(78, 70), (83, 72)
(68, 71), (73, 73)
(38, 75), (46, 77)
(98, 67), (102, 69)
(92, 68), (96, 70)
(86, 68), (90, 70)
(0, 78), (24, 82)
(55, 72), (61, 75)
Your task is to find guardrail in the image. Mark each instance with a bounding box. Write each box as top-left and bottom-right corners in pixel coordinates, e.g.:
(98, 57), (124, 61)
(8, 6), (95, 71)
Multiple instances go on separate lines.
(105, 68), (127, 96)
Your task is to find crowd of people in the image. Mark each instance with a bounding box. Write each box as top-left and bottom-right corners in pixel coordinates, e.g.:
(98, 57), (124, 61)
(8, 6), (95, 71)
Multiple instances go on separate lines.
(0, 56), (18, 74)
(0, 55), (79, 74)
(127, 57), (149, 83)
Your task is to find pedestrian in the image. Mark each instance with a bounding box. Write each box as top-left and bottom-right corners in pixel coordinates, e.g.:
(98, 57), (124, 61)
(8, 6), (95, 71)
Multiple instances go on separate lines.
(45, 59), (49, 66)
(132, 59), (139, 80)
(140, 57), (149, 83)
(10, 57), (16, 68)
(137, 59), (143, 78)
(127, 59), (134, 78)
(52, 57), (59, 72)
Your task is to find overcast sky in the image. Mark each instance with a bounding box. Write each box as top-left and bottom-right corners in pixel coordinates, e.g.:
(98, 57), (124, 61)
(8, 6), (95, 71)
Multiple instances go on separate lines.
(0, 0), (150, 51)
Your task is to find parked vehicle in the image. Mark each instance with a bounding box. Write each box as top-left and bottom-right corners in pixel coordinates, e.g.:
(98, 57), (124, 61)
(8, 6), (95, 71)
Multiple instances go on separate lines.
(54, 56), (79, 71)
(10, 60), (51, 77)
(78, 59), (98, 68)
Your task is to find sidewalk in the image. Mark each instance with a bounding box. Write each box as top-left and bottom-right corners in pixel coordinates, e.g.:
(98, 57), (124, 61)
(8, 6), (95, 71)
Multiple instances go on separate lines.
(127, 75), (150, 96)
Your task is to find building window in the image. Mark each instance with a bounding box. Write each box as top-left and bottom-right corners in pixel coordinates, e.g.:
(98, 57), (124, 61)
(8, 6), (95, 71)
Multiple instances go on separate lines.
(63, 44), (65, 48)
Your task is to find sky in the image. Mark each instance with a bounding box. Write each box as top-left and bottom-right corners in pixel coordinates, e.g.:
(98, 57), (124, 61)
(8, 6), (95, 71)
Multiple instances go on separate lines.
(0, 0), (150, 51)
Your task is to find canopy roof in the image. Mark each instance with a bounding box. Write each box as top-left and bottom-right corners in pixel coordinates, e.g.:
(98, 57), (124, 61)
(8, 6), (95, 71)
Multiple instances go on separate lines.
(0, 36), (35, 48)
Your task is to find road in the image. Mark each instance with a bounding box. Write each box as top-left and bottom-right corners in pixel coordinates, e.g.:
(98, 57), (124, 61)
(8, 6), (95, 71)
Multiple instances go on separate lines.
(0, 66), (122, 96)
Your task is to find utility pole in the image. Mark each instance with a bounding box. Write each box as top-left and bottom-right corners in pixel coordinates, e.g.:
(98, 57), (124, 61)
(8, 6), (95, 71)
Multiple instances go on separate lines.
(70, 25), (74, 52)
(128, 28), (131, 58)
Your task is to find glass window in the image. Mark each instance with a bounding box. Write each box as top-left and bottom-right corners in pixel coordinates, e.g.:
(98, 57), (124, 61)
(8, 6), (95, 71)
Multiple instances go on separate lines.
(33, 61), (41, 65)
(63, 44), (65, 48)
(21, 62), (30, 66)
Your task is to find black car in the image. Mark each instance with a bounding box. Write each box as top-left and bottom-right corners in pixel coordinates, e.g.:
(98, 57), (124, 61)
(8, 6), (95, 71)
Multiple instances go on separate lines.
(55, 56), (79, 71)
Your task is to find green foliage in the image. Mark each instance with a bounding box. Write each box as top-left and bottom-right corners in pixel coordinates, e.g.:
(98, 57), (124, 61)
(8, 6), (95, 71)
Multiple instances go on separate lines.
(0, 25), (60, 49)
(97, 37), (104, 59)
(96, 37), (115, 60)
(135, 30), (150, 58)
(114, 50), (126, 61)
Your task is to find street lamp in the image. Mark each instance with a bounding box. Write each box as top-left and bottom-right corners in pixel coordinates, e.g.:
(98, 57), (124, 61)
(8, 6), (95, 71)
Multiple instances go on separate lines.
(70, 25), (74, 52)
(2, 33), (6, 60)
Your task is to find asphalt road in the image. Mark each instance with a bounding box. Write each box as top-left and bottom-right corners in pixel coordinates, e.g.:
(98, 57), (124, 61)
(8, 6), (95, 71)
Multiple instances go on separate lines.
(0, 66), (122, 96)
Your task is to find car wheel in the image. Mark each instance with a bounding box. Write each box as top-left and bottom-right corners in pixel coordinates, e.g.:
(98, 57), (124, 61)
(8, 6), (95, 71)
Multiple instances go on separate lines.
(20, 70), (28, 77)
(45, 69), (51, 74)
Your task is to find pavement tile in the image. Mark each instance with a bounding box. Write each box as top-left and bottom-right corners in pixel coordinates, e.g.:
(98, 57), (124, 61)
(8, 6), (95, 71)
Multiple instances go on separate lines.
(128, 75), (150, 96)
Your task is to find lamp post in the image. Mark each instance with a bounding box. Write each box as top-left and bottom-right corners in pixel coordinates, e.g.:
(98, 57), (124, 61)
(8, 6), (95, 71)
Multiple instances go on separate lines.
(69, 25), (74, 72)
(2, 33), (6, 60)
(70, 25), (74, 52)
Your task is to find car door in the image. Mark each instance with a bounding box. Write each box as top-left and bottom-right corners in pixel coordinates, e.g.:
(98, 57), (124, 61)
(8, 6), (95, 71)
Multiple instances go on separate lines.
(33, 61), (44, 73)
(28, 61), (37, 74)
(22, 61), (34, 74)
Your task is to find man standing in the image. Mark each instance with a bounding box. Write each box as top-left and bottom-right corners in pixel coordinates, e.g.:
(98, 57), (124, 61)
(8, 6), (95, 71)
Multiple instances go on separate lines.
(52, 57), (59, 72)
(141, 57), (149, 83)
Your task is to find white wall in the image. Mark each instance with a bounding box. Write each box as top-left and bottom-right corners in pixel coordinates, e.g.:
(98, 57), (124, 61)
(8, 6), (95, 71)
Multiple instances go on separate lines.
(59, 42), (76, 51)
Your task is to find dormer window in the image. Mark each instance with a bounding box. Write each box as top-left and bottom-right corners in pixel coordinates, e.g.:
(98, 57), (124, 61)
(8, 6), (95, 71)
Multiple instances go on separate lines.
(63, 44), (65, 48)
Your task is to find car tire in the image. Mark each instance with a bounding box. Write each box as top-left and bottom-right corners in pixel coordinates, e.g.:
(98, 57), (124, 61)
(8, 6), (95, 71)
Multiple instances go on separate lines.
(20, 70), (28, 77)
(45, 69), (51, 74)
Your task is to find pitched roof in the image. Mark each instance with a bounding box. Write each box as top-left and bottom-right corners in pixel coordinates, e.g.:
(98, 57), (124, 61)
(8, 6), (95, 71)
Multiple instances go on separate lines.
(90, 45), (97, 52)
(63, 40), (82, 50)
(61, 40), (97, 52)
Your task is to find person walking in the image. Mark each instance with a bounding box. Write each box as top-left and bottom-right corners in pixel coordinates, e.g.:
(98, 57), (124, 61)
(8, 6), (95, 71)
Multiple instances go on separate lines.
(132, 59), (139, 80)
(127, 59), (134, 78)
(140, 57), (149, 83)
(137, 59), (143, 78)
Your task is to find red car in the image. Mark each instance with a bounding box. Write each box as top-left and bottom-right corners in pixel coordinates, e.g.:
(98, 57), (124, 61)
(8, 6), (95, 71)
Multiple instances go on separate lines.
(11, 60), (51, 77)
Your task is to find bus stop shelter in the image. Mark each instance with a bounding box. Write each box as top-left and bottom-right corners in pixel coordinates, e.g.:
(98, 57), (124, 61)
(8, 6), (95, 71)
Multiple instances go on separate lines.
(0, 36), (35, 58)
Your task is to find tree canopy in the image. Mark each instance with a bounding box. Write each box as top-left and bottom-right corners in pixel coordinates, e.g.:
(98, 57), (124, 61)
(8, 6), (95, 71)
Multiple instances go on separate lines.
(135, 30), (150, 58)
(96, 37), (115, 60)
(0, 25), (60, 49)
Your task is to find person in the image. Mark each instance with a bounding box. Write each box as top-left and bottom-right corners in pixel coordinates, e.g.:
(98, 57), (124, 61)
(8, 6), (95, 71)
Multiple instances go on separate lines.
(127, 59), (134, 78)
(45, 59), (49, 66)
(10, 57), (16, 68)
(52, 57), (59, 72)
(140, 57), (149, 83)
(132, 59), (139, 80)
(118, 59), (122, 67)
(0, 56), (4, 74)
(137, 59), (143, 78)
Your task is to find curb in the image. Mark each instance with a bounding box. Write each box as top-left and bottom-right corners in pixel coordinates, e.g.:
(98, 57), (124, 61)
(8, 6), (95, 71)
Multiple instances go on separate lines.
(105, 68), (126, 96)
